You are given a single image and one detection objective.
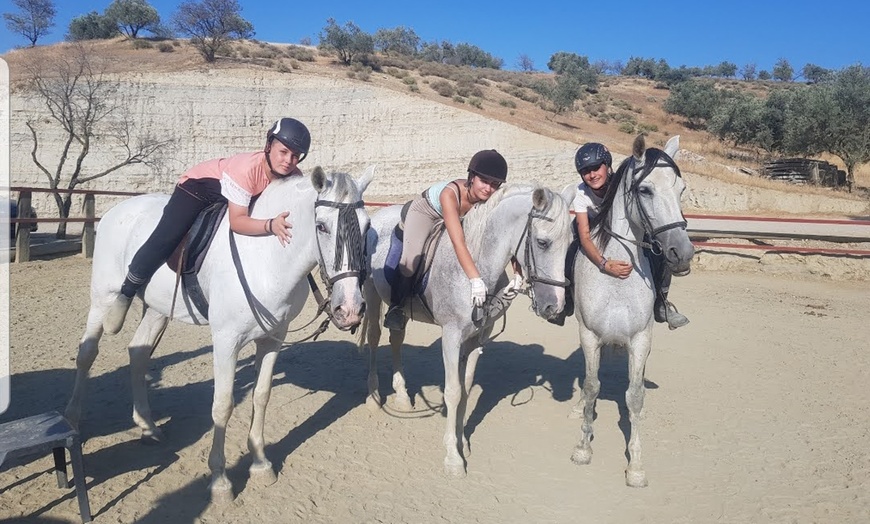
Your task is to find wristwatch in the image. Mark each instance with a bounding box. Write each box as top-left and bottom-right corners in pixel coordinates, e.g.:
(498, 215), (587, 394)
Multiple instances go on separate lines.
(598, 257), (608, 272)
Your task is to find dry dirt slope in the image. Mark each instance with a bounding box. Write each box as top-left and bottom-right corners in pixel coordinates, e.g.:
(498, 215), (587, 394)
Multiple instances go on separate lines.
(3, 40), (869, 219)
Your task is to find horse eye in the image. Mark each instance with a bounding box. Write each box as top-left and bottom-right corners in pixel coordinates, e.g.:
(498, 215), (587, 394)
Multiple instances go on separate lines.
(536, 238), (550, 249)
(316, 222), (328, 233)
(638, 186), (653, 196)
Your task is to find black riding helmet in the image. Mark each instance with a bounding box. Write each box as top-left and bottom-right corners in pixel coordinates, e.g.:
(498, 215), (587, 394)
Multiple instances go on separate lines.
(266, 117), (311, 163)
(468, 149), (508, 182)
(574, 142), (612, 174)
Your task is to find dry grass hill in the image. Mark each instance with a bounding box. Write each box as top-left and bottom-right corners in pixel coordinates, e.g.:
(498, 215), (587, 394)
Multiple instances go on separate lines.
(3, 37), (869, 215)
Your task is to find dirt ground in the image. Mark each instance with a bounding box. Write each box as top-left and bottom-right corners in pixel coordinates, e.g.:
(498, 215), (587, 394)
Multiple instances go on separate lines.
(1, 255), (869, 523)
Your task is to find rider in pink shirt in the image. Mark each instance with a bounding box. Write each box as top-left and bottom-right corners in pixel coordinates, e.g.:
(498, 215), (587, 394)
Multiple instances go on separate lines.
(104, 118), (311, 334)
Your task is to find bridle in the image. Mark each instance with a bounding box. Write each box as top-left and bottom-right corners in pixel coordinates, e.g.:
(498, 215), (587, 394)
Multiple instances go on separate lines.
(230, 195), (367, 343)
(512, 202), (570, 313)
(605, 150), (687, 256)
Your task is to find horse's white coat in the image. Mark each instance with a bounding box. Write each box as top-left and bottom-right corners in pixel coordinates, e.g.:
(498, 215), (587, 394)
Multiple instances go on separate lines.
(565, 136), (693, 487)
(65, 168), (373, 502)
(360, 184), (573, 476)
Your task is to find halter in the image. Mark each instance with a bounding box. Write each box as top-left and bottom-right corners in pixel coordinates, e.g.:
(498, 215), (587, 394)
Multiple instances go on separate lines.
(512, 204), (570, 313)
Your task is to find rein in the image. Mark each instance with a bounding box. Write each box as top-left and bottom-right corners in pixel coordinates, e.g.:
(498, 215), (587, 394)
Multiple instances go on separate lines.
(511, 205), (570, 315)
(603, 150), (687, 255)
(229, 196), (366, 347)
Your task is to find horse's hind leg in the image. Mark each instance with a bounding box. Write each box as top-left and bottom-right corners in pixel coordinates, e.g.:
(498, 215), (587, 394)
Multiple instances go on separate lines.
(65, 307), (105, 429)
(389, 327), (412, 411)
(571, 325), (601, 466)
(247, 337), (282, 486)
(129, 306), (168, 442)
(364, 283), (383, 412)
(624, 330), (652, 488)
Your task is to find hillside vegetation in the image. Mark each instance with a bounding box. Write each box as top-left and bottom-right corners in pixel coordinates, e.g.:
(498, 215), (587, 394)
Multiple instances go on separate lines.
(4, 37), (869, 201)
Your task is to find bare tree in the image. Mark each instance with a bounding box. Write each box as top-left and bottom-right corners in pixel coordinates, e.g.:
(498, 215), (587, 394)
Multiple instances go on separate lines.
(173, 0), (254, 62)
(516, 53), (535, 72)
(3, 0), (56, 47)
(22, 44), (172, 238)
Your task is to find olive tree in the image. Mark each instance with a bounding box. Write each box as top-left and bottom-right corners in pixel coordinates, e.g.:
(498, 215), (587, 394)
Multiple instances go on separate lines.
(174, 0), (254, 62)
(3, 0), (55, 47)
(319, 18), (374, 65)
(105, 0), (160, 38)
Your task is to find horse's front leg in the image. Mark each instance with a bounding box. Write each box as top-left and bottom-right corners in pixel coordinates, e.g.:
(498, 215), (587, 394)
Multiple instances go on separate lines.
(365, 285), (384, 412)
(65, 307), (105, 429)
(247, 336), (282, 486)
(571, 324), (601, 466)
(625, 328), (652, 488)
(208, 338), (241, 503)
(441, 328), (465, 477)
(457, 339), (483, 457)
(389, 327), (412, 411)
(128, 307), (168, 442)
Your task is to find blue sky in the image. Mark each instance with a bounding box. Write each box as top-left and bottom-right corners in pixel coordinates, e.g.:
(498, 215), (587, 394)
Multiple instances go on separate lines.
(1, 0), (868, 74)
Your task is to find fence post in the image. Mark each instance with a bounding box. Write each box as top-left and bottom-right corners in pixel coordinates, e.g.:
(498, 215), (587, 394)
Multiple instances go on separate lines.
(82, 193), (95, 258)
(15, 190), (31, 263)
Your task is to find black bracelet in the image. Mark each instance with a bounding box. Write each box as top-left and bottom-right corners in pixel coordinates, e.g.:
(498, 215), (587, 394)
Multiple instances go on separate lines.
(267, 219), (273, 234)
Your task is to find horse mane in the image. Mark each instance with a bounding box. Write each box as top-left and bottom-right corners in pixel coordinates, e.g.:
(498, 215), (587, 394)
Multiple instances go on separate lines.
(590, 147), (679, 251)
(462, 182), (542, 258)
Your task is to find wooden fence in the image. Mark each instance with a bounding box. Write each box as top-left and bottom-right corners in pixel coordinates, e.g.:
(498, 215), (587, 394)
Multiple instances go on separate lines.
(4, 187), (870, 262)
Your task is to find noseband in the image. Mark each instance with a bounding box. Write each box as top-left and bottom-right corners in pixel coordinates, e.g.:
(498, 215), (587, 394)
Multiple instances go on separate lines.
(512, 205), (570, 312)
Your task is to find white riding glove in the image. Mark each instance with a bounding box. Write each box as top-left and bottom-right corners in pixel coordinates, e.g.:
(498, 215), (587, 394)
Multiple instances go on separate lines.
(502, 274), (525, 299)
(470, 277), (487, 307)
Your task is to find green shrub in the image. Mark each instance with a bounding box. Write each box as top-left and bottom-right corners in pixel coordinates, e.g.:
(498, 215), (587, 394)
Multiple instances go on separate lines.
(430, 80), (455, 97)
(402, 76), (417, 85)
(468, 97), (483, 108)
(408, 84), (419, 92)
(637, 123), (659, 133)
(132, 39), (153, 50)
(157, 42), (174, 53)
(453, 95), (465, 103)
(290, 59), (300, 69)
(499, 99), (516, 108)
(618, 122), (636, 134)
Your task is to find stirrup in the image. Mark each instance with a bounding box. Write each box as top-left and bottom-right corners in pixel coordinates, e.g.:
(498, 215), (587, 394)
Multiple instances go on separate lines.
(383, 306), (407, 331)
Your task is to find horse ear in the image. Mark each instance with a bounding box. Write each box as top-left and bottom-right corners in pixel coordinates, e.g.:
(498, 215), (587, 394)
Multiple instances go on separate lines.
(532, 187), (548, 211)
(632, 134), (646, 160)
(311, 166), (328, 192)
(664, 135), (680, 160)
(357, 165), (375, 195)
(560, 182), (577, 206)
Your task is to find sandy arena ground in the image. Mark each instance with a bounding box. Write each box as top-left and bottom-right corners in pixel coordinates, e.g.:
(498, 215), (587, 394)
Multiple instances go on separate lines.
(1, 254), (869, 523)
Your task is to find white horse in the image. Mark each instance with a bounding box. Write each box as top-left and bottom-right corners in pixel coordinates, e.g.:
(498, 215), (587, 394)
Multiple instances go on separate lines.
(65, 167), (373, 502)
(359, 184), (573, 476)
(565, 135), (693, 487)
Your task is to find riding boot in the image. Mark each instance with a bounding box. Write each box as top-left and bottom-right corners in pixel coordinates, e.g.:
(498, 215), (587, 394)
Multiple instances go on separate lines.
(104, 273), (145, 335)
(384, 273), (412, 331)
(654, 295), (689, 330)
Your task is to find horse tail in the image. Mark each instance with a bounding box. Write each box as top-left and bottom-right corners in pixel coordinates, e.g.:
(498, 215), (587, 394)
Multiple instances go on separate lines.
(356, 309), (370, 353)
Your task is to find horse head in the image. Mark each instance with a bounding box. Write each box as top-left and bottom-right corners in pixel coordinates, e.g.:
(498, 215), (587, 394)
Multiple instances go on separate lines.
(514, 186), (574, 320)
(625, 135), (694, 276)
(310, 165), (374, 330)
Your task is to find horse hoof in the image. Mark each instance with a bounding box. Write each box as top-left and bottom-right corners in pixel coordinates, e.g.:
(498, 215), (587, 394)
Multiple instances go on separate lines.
(140, 428), (163, 445)
(626, 469), (648, 488)
(393, 395), (413, 412)
(250, 462), (278, 486)
(366, 393), (382, 413)
(570, 447), (592, 465)
(209, 482), (234, 504)
(444, 461), (467, 478)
